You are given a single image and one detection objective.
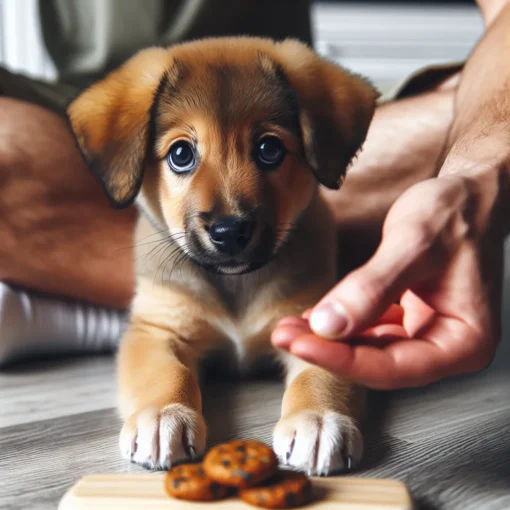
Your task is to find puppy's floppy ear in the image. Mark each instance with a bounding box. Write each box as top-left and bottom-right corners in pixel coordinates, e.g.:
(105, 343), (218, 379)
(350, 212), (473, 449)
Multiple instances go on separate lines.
(276, 40), (379, 189)
(67, 48), (173, 208)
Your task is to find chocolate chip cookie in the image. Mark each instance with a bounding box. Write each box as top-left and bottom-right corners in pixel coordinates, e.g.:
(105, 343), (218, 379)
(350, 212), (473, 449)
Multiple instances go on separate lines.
(203, 440), (278, 488)
(165, 463), (229, 501)
(239, 470), (312, 508)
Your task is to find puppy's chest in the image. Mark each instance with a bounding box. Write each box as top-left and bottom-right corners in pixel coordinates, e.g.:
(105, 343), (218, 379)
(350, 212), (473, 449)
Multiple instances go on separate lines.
(210, 285), (285, 366)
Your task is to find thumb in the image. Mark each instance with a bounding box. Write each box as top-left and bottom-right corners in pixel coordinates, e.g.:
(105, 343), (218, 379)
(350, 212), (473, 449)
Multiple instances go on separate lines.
(309, 227), (430, 339)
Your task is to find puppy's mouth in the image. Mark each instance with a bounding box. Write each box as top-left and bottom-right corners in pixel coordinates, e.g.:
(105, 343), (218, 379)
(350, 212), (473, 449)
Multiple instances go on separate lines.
(208, 262), (257, 275)
(183, 226), (278, 276)
(186, 254), (268, 275)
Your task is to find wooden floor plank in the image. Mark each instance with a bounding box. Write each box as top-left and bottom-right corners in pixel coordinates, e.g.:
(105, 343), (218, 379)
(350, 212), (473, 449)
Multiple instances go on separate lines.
(0, 357), (115, 428)
(1, 363), (510, 510)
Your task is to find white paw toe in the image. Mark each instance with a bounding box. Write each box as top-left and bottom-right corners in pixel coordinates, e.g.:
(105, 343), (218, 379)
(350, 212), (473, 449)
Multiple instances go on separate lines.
(119, 404), (206, 470)
(273, 410), (363, 476)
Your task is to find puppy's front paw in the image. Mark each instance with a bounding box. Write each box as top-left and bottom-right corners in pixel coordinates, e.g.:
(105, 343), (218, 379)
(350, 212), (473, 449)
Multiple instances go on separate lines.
(273, 410), (363, 476)
(119, 403), (206, 470)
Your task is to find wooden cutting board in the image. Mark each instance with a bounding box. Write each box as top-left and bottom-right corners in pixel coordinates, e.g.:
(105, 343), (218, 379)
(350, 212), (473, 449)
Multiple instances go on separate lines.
(59, 473), (415, 509)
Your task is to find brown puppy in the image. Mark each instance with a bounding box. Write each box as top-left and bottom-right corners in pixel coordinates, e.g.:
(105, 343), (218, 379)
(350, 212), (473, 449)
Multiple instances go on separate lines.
(68, 37), (377, 475)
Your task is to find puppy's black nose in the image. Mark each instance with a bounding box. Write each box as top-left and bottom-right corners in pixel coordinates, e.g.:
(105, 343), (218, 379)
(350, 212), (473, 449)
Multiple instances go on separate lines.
(209, 217), (254, 255)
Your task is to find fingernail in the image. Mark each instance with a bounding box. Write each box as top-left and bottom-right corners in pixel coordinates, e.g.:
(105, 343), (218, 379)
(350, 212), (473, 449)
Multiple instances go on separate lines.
(309, 302), (348, 338)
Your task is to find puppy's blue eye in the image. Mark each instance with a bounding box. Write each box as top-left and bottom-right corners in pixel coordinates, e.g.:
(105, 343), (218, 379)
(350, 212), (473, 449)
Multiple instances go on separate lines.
(255, 136), (286, 171)
(167, 141), (196, 174)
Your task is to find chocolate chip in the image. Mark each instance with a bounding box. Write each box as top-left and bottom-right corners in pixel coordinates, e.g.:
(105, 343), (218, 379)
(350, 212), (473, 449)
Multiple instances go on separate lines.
(285, 492), (297, 507)
(172, 477), (188, 489)
(232, 469), (252, 481)
(236, 445), (246, 453)
(210, 482), (222, 495)
(222, 460), (231, 467)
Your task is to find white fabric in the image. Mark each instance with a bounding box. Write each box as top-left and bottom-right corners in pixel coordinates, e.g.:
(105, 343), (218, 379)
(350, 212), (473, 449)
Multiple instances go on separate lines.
(0, 283), (127, 366)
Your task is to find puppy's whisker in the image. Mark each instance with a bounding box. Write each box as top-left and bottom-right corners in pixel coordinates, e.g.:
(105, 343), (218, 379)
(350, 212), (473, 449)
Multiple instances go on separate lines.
(133, 235), (186, 267)
(177, 252), (189, 279)
(159, 243), (192, 284)
(138, 240), (174, 269)
(116, 235), (174, 253)
(154, 243), (176, 281)
(130, 236), (175, 250)
(137, 233), (188, 272)
(135, 229), (171, 242)
(155, 244), (189, 284)
(140, 235), (178, 260)
(129, 230), (183, 250)
(167, 249), (190, 283)
(160, 251), (178, 284)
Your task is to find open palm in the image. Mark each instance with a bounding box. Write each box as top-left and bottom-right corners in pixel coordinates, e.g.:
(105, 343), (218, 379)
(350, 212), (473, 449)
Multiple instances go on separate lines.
(272, 176), (503, 389)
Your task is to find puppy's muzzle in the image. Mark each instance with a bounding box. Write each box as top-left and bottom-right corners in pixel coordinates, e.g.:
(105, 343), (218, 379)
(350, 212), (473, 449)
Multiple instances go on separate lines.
(208, 216), (255, 256)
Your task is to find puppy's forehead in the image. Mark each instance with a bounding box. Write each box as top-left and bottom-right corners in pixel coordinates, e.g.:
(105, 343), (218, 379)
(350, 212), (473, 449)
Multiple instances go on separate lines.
(153, 51), (299, 136)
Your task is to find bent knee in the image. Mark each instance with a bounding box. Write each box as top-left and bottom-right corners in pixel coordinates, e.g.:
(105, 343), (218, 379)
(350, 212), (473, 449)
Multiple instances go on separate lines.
(0, 98), (73, 163)
(0, 97), (88, 188)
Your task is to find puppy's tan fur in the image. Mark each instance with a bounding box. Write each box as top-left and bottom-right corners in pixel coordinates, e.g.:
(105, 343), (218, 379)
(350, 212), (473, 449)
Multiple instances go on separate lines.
(68, 37), (377, 474)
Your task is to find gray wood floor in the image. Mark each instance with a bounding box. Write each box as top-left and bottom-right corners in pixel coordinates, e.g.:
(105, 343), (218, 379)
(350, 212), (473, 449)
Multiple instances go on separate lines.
(1, 339), (510, 510)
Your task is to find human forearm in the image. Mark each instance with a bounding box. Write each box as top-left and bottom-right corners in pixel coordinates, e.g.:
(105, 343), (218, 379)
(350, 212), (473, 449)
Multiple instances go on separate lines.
(326, 88), (455, 225)
(451, 1), (510, 138)
(322, 86), (456, 271)
(441, 2), (510, 235)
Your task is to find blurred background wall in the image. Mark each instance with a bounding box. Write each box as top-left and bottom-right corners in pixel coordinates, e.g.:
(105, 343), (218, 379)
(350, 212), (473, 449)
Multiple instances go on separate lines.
(0, 0), (483, 90)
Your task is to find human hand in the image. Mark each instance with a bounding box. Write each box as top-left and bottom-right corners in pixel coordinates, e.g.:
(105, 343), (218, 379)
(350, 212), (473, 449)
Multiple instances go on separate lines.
(272, 173), (506, 389)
